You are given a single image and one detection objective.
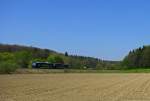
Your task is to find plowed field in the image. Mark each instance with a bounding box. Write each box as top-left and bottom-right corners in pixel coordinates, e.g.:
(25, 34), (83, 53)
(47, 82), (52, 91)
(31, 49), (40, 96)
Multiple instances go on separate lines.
(1, 74), (150, 101)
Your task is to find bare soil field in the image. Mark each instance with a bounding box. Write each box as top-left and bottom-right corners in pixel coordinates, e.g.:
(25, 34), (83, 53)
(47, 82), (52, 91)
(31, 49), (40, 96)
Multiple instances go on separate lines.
(1, 73), (150, 101)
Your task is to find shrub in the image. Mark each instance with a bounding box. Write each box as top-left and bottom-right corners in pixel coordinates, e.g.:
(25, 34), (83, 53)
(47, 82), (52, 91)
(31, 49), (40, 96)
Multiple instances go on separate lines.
(47, 55), (64, 63)
(0, 61), (19, 74)
(14, 51), (32, 68)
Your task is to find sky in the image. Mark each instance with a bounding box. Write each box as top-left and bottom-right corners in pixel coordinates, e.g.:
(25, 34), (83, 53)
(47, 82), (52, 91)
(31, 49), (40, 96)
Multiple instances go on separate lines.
(0, 0), (150, 60)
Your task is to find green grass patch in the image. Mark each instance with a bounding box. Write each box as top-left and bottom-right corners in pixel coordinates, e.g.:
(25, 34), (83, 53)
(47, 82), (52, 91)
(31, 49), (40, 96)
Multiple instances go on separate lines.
(14, 68), (150, 74)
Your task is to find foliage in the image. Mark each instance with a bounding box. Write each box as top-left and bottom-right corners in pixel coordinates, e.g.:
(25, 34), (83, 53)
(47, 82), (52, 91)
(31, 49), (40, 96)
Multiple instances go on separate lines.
(123, 46), (150, 68)
(65, 52), (68, 56)
(0, 52), (18, 73)
(0, 61), (19, 74)
(0, 52), (15, 61)
(1, 44), (150, 72)
(47, 55), (64, 63)
(0, 52), (19, 73)
(0, 44), (121, 73)
(14, 51), (32, 68)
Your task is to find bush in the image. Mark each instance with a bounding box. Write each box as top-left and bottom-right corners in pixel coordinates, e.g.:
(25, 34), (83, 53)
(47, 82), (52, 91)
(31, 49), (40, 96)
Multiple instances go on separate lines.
(47, 55), (64, 63)
(0, 61), (19, 74)
(14, 51), (32, 68)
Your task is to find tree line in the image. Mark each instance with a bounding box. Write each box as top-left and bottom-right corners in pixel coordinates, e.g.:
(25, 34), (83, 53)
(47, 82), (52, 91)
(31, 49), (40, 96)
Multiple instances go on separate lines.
(0, 44), (120, 73)
(123, 46), (150, 69)
(3, 44), (150, 73)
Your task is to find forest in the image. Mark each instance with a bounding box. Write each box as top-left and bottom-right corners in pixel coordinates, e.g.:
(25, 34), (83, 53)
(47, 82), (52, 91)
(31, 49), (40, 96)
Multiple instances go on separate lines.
(123, 46), (150, 69)
(0, 43), (150, 73)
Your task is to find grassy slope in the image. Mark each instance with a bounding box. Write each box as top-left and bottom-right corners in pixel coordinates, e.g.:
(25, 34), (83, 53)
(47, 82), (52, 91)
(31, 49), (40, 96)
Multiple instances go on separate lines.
(14, 68), (150, 74)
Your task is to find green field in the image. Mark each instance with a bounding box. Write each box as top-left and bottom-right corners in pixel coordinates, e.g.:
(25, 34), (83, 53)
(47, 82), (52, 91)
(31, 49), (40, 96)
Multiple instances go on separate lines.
(13, 68), (150, 74)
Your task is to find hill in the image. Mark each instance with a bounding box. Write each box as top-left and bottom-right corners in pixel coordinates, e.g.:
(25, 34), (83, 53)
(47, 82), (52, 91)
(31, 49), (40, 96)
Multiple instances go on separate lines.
(0, 44), (120, 73)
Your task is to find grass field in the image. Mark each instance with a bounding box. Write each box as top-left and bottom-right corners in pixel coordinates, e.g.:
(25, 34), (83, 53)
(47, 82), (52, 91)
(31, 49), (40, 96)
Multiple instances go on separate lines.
(14, 68), (150, 74)
(1, 73), (150, 101)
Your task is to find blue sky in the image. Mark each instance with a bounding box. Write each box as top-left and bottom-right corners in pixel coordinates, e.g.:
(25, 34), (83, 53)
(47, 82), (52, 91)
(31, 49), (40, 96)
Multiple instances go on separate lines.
(0, 0), (150, 60)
